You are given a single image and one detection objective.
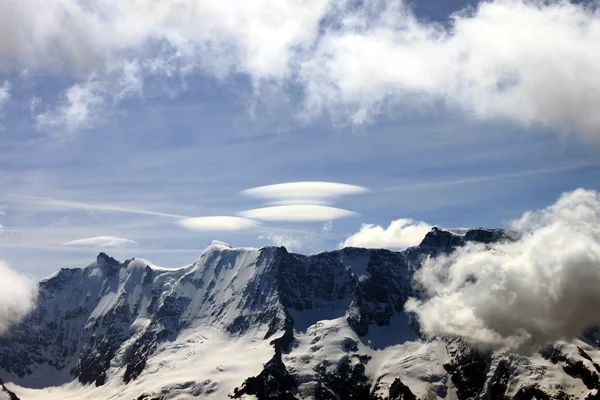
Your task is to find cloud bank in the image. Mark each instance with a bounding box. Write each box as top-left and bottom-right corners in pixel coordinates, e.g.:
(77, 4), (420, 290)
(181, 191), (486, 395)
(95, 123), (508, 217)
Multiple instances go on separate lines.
(406, 189), (600, 351)
(341, 218), (432, 249)
(0, 261), (37, 335)
(0, 0), (599, 139)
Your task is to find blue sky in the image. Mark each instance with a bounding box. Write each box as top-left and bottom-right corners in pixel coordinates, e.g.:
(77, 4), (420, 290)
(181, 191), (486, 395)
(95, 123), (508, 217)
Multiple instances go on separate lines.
(0, 0), (599, 277)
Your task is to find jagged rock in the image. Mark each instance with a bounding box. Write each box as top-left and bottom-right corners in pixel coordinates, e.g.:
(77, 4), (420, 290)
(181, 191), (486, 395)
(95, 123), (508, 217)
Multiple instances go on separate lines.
(443, 339), (491, 400)
(540, 345), (600, 392)
(487, 359), (511, 399)
(511, 385), (572, 400)
(232, 311), (297, 400)
(314, 355), (371, 400)
(387, 378), (417, 400)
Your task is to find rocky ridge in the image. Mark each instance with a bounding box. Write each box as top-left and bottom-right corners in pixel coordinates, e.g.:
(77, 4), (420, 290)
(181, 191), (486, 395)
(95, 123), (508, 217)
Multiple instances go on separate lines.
(1, 228), (599, 399)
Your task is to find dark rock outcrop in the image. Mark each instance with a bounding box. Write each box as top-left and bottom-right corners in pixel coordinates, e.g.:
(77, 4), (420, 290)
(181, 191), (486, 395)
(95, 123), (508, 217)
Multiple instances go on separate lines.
(232, 311), (297, 400)
(443, 339), (491, 400)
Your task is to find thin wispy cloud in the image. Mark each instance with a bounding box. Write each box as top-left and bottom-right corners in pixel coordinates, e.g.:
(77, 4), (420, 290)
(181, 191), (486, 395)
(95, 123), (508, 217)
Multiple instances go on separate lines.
(378, 162), (600, 194)
(0, 81), (9, 113)
(36, 81), (108, 134)
(11, 194), (188, 219)
(258, 233), (303, 251)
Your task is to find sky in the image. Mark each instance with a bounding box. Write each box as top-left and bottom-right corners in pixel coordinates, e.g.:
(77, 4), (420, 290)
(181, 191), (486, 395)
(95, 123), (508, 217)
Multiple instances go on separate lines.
(1, 0), (600, 278)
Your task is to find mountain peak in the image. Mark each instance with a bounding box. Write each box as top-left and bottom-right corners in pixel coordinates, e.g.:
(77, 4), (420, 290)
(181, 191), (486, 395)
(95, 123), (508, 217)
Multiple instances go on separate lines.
(419, 227), (463, 249)
(209, 240), (233, 249)
(418, 226), (514, 250)
(96, 252), (119, 266)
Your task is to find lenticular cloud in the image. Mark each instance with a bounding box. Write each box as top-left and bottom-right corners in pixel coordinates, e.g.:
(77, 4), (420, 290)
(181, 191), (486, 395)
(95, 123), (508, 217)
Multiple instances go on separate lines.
(406, 189), (600, 351)
(0, 260), (37, 335)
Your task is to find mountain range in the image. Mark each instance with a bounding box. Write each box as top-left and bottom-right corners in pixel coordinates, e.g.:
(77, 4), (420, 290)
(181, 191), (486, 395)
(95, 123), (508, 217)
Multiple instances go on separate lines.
(1, 228), (600, 399)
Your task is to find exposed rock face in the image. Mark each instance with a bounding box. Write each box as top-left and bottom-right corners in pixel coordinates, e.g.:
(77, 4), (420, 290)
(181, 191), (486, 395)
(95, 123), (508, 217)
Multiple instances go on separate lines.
(232, 310), (297, 400)
(1, 228), (599, 400)
(443, 339), (491, 400)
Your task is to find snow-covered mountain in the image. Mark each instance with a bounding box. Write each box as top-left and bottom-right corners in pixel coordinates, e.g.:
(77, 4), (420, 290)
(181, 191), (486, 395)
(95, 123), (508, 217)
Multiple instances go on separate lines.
(2, 228), (600, 399)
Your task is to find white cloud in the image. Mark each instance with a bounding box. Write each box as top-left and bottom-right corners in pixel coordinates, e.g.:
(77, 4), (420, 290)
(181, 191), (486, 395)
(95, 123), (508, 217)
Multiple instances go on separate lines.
(258, 233), (302, 251)
(406, 189), (600, 351)
(242, 182), (369, 200)
(0, 0), (328, 78)
(0, 81), (9, 112)
(177, 216), (259, 231)
(240, 205), (357, 222)
(322, 221), (333, 233)
(13, 194), (186, 219)
(1, 1), (598, 138)
(302, 0), (600, 139)
(341, 218), (432, 249)
(36, 80), (106, 134)
(267, 199), (333, 206)
(0, 260), (37, 336)
(0, 0), (327, 131)
(62, 236), (138, 248)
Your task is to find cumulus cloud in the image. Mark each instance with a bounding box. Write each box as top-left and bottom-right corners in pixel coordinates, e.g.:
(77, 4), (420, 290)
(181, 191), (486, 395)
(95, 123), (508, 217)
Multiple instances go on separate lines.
(242, 182), (369, 200)
(302, 0), (600, 138)
(0, 260), (37, 335)
(341, 218), (432, 249)
(62, 236), (138, 248)
(0, 0), (598, 139)
(406, 189), (600, 351)
(177, 216), (260, 231)
(240, 205), (357, 222)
